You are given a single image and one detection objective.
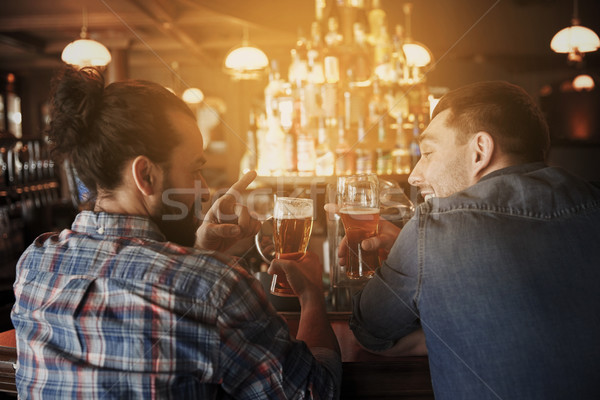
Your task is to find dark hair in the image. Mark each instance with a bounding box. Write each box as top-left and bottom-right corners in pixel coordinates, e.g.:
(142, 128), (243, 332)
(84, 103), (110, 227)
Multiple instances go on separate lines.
(47, 66), (195, 199)
(432, 81), (550, 163)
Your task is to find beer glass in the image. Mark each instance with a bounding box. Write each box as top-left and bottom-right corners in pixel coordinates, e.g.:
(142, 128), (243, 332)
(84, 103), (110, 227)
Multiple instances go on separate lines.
(270, 197), (314, 296)
(339, 174), (380, 279)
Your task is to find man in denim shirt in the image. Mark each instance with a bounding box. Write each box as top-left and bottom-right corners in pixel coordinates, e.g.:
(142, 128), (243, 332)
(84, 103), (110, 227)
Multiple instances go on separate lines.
(349, 81), (600, 399)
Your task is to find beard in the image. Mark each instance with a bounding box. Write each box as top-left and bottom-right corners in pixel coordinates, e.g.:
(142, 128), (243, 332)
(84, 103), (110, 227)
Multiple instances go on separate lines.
(152, 198), (200, 248)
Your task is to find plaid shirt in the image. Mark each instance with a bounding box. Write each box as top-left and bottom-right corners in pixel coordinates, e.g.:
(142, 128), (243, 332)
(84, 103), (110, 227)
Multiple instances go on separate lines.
(12, 211), (339, 399)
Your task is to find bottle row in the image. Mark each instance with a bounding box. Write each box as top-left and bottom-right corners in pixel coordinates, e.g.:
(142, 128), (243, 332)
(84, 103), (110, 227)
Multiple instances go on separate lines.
(240, 0), (433, 178)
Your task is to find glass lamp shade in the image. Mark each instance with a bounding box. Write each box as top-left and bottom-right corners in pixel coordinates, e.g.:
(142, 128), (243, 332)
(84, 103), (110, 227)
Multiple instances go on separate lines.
(224, 45), (269, 80)
(182, 88), (205, 104)
(61, 39), (112, 67)
(402, 42), (433, 67)
(550, 25), (600, 53)
(572, 74), (595, 91)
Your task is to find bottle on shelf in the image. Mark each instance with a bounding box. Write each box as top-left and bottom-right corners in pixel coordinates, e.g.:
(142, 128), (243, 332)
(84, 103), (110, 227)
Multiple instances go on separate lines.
(324, 17), (344, 49)
(409, 113), (421, 168)
(335, 116), (355, 176)
(239, 111), (258, 176)
(293, 91), (316, 176)
(375, 119), (393, 175)
(355, 117), (374, 174)
(315, 117), (335, 176)
(392, 114), (411, 175)
(257, 113), (286, 176)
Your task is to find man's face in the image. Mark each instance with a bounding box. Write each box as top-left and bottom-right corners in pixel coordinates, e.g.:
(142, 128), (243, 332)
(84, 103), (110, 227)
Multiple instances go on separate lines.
(408, 109), (475, 200)
(153, 111), (209, 247)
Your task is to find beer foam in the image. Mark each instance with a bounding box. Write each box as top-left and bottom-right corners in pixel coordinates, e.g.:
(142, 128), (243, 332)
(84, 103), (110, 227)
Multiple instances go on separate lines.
(340, 207), (380, 215)
(274, 198), (313, 219)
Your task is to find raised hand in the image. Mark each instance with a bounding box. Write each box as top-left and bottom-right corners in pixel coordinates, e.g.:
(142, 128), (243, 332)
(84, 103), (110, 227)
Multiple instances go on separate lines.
(195, 171), (261, 252)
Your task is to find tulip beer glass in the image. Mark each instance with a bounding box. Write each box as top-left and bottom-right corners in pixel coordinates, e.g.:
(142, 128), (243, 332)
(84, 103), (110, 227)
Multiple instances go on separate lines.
(271, 197), (314, 296)
(339, 174), (380, 279)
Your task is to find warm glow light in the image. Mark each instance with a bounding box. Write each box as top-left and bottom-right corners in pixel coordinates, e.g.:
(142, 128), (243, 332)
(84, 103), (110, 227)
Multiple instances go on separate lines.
(61, 39), (112, 67)
(224, 46), (269, 80)
(551, 25), (600, 54)
(403, 43), (433, 67)
(572, 74), (595, 91)
(182, 88), (205, 104)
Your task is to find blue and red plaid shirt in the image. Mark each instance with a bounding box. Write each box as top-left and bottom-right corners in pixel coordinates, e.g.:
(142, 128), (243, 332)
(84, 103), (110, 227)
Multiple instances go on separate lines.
(12, 211), (339, 399)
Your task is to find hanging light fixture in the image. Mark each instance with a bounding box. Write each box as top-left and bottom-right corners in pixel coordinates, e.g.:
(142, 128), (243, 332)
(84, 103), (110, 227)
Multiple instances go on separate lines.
(550, 0), (599, 63)
(401, 3), (433, 68)
(224, 28), (269, 80)
(182, 88), (205, 104)
(61, 7), (112, 68)
(572, 74), (595, 91)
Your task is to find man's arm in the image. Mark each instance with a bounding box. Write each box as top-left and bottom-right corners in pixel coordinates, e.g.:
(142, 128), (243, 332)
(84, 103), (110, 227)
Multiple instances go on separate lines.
(349, 218), (422, 352)
(268, 253), (340, 354)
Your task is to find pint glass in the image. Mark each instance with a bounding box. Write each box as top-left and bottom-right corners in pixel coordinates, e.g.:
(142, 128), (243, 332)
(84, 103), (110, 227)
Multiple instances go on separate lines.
(271, 197), (314, 296)
(339, 174), (380, 279)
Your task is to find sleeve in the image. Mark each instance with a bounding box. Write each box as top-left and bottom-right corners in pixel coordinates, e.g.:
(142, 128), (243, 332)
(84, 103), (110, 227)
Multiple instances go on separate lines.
(216, 268), (339, 400)
(349, 217), (422, 351)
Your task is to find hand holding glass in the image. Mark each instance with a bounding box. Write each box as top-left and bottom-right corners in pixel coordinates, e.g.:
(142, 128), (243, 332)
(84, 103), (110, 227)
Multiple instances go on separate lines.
(271, 197), (314, 296)
(339, 174), (380, 279)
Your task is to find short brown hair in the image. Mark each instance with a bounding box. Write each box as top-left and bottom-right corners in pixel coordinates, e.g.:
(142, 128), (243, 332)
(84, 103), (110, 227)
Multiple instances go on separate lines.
(433, 81), (550, 162)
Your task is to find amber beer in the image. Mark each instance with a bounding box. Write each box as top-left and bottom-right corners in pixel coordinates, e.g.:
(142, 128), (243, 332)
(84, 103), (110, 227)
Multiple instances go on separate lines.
(340, 206), (380, 279)
(271, 198), (314, 296)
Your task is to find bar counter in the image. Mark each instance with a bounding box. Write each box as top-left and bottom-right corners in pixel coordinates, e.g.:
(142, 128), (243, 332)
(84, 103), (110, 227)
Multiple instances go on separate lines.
(281, 312), (434, 399)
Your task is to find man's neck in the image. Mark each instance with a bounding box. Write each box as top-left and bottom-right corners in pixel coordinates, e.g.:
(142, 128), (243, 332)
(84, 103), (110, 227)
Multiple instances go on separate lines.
(94, 190), (152, 217)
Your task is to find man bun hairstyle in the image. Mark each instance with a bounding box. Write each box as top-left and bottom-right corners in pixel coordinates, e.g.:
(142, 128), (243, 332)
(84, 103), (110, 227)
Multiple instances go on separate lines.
(47, 66), (195, 200)
(432, 81), (550, 163)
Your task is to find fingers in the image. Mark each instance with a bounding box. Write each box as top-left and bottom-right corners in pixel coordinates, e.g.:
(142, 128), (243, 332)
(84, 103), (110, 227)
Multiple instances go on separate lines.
(226, 170), (257, 196)
(324, 203), (339, 220)
(361, 236), (382, 251)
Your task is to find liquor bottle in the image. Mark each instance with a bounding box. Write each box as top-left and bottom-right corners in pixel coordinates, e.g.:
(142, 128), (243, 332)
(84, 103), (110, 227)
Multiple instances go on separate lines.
(351, 22), (372, 83)
(265, 60), (285, 119)
(325, 17), (343, 49)
(335, 116), (355, 176)
(259, 113), (286, 176)
(392, 24), (409, 85)
(295, 100), (316, 176)
(409, 113), (421, 168)
(392, 114), (412, 174)
(355, 117), (374, 174)
(239, 111), (258, 176)
(367, 0), (387, 46)
(375, 118), (393, 175)
(288, 49), (308, 89)
(368, 79), (388, 127)
(315, 117), (335, 176)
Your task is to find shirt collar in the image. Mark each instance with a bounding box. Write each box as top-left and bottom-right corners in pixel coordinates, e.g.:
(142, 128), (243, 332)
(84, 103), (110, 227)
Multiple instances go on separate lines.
(72, 211), (167, 242)
(479, 162), (547, 182)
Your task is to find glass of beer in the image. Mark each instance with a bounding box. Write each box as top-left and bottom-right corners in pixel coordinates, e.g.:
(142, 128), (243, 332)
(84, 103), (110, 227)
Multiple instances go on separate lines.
(271, 197), (314, 296)
(339, 174), (380, 279)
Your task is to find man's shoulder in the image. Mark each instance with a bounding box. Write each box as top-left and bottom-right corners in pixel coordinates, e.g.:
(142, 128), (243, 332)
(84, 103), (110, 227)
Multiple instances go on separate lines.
(423, 164), (600, 219)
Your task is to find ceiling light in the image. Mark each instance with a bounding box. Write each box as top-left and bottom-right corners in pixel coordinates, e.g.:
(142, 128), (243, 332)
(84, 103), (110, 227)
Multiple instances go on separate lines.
(403, 43), (433, 67)
(572, 74), (595, 91)
(61, 8), (111, 68)
(402, 3), (433, 68)
(224, 28), (269, 80)
(182, 88), (205, 104)
(550, 0), (600, 63)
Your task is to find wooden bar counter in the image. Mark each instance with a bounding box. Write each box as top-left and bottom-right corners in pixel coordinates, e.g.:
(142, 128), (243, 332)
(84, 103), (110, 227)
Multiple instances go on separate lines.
(281, 312), (434, 399)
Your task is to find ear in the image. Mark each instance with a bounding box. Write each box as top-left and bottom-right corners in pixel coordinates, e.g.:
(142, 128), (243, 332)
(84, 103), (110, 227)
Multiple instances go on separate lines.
(471, 131), (495, 178)
(131, 156), (161, 197)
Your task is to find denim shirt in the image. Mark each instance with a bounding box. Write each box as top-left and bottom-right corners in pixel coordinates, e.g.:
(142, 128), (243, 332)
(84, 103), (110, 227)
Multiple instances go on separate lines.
(350, 163), (600, 400)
